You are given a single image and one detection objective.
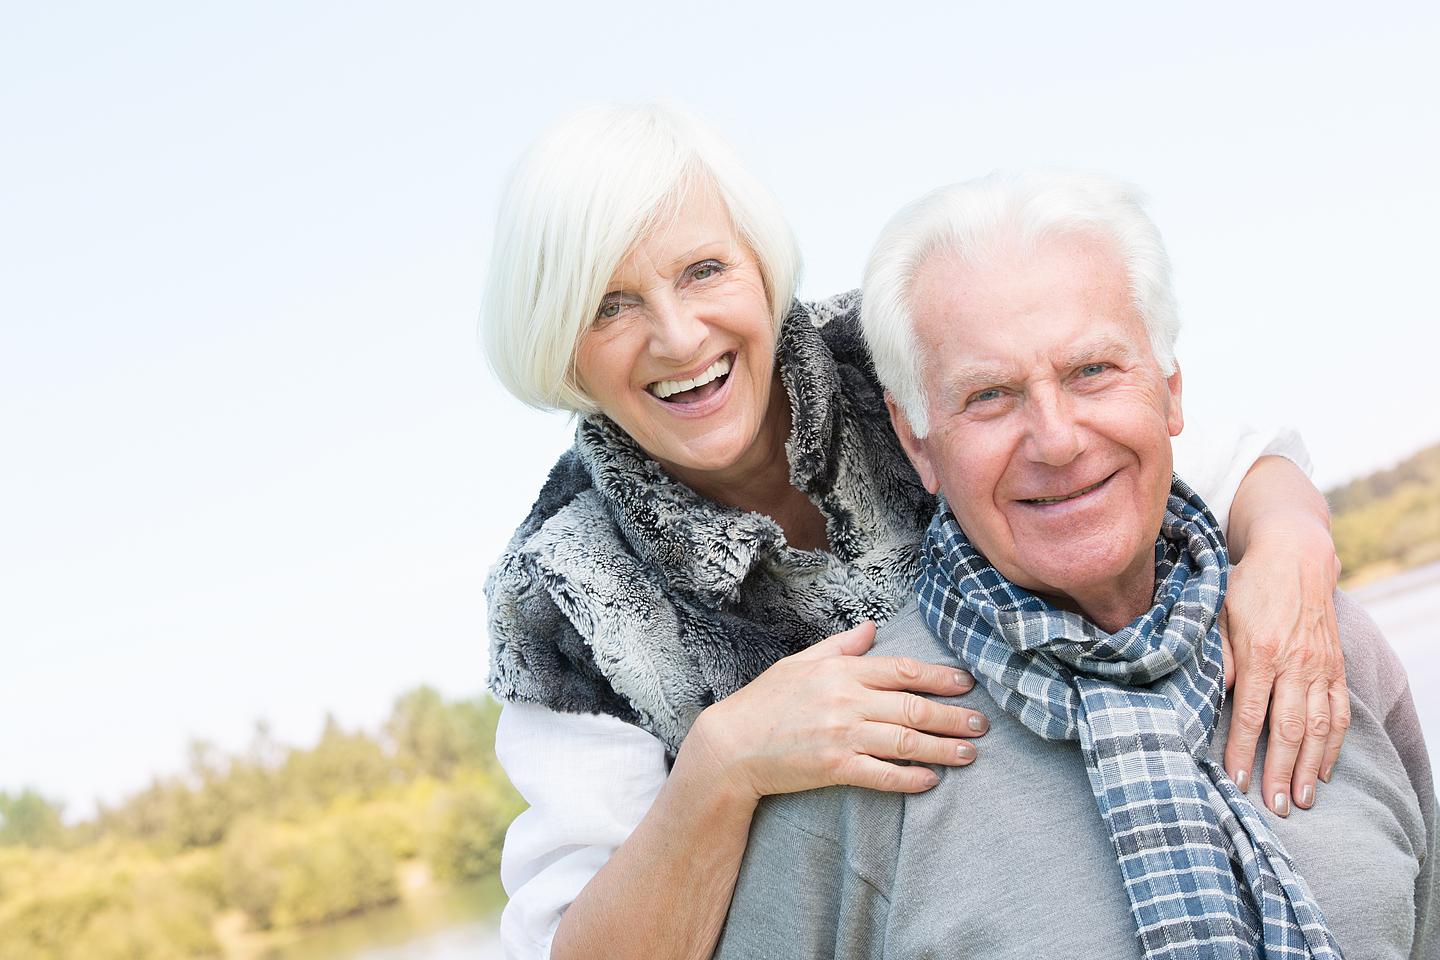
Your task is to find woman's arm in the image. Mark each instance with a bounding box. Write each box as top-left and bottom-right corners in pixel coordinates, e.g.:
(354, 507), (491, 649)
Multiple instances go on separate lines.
(547, 718), (758, 960)
(1221, 455), (1347, 818)
(495, 704), (668, 957)
(548, 622), (986, 960)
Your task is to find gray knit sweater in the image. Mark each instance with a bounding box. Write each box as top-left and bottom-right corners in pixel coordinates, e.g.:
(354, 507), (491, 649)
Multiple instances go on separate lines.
(485, 293), (936, 751)
(716, 593), (1437, 959)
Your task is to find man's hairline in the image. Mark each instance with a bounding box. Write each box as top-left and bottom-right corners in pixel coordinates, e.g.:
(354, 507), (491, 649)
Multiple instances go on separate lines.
(896, 231), (1165, 437)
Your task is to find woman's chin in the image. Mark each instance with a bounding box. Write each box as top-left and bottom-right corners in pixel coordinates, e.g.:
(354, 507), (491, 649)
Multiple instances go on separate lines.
(655, 441), (749, 481)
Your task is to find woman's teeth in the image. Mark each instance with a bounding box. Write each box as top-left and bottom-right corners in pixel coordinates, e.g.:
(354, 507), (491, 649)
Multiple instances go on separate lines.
(648, 355), (732, 400)
(1024, 477), (1107, 504)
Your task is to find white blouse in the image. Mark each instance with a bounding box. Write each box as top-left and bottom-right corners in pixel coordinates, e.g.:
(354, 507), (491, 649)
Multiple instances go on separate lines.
(493, 423), (1312, 959)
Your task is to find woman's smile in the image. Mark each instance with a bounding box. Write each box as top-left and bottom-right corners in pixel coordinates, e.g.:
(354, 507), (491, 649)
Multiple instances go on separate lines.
(574, 187), (781, 482)
(645, 351), (736, 416)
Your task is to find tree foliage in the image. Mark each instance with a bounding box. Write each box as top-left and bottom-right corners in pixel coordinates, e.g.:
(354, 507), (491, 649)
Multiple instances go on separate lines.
(1328, 441), (1440, 579)
(387, 686), (504, 779)
(0, 790), (64, 849)
(423, 771), (525, 884)
(0, 689), (524, 956)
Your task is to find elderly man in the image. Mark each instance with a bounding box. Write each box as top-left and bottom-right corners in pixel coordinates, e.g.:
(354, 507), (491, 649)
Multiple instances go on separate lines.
(713, 172), (1436, 959)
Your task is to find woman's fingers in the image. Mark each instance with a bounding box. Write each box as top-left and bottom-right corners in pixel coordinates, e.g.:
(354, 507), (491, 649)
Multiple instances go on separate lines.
(1222, 657), (1274, 795)
(794, 619), (877, 659)
(1319, 680), (1351, 783)
(1217, 610), (1236, 690)
(854, 655), (975, 697)
(707, 625), (987, 798)
(832, 754), (943, 794)
(1289, 678), (1332, 809)
(1259, 676), (1308, 817)
(857, 721), (980, 767)
(866, 691), (989, 739)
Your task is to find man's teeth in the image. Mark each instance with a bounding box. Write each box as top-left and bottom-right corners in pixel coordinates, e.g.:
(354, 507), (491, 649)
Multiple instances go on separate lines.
(648, 355), (732, 400)
(1025, 478), (1106, 504)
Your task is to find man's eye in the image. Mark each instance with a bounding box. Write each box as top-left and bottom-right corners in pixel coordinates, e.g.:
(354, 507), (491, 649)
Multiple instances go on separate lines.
(1080, 363), (1108, 377)
(969, 388), (1003, 404)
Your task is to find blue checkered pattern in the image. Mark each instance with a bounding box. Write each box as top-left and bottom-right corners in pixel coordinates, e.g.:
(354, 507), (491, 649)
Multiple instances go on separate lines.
(916, 477), (1341, 959)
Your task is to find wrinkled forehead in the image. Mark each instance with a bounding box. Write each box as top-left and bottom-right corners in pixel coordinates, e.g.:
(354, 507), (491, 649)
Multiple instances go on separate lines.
(912, 235), (1151, 371)
(609, 177), (746, 282)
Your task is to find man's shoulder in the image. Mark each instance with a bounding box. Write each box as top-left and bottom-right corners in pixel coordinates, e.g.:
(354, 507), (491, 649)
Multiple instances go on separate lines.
(745, 783), (906, 908)
(870, 600), (953, 663)
(1333, 590), (1411, 713)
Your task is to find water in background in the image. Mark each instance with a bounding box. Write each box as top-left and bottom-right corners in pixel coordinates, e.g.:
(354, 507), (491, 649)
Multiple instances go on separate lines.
(1353, 559), (1440, 769)
(262, 876), (505, 960)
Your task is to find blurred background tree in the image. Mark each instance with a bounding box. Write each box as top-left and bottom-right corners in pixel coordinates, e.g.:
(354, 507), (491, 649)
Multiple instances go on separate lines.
(0, 791), (65, 849)
(0, 689), (521, 957)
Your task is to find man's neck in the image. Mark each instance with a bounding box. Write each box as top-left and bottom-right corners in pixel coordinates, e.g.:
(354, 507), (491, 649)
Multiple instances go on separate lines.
(1043, 550), (1159, 633)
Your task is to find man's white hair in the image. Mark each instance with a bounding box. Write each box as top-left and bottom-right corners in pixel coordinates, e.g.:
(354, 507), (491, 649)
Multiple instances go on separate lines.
(861, 170), (1180, 437)
(481, 102), (801, 413)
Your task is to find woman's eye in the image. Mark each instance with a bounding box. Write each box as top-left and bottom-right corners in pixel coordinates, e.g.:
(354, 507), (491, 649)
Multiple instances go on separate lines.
(689, 260), (723, 282)
(595, 300), (623, 323)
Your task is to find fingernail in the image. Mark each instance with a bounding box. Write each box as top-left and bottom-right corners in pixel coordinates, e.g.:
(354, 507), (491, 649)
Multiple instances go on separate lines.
(1273, 791), (1290, 817)
(1234, 769), (1249, 793)
(922, 771), (941, 788)
(1320, 764), (1333, 783)
(956, 742), (976, 761)
(1299, 784), (1314, 807)
(954, 671), (974, 689)
(968, 715), (987, 733)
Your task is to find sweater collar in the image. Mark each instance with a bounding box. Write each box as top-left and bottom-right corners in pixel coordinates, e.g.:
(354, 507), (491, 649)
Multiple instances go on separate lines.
(575, 298), (846, 609)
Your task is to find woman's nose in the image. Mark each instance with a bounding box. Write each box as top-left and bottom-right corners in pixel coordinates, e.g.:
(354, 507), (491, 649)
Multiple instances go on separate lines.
(647, 298), (709, 362)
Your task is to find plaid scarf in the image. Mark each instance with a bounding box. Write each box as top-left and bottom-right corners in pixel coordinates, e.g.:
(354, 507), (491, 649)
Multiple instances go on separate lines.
(916, 478), (1341, 959)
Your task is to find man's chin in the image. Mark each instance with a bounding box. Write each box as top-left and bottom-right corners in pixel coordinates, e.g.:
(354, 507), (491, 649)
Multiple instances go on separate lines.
(1004, 539), (1147, 601)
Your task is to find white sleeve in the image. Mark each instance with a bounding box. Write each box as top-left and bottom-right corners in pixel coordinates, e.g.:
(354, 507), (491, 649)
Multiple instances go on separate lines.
(495, 700), (669, 960)
(1171, 421), (1313, 535)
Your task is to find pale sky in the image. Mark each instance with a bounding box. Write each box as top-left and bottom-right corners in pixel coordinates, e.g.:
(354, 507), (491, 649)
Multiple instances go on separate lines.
(2, 2), (1437, 816)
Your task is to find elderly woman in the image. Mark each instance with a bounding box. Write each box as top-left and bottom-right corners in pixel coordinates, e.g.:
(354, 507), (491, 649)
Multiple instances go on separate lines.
(482, 104), (1347, 960)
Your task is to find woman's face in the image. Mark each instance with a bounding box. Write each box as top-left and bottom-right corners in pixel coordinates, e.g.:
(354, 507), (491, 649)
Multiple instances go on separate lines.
(575, 189), (783, 489)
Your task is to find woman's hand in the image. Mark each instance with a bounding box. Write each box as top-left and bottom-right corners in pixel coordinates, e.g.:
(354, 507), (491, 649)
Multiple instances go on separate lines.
(685, 621), (987, 804)
(1219, 525), (1349, 818)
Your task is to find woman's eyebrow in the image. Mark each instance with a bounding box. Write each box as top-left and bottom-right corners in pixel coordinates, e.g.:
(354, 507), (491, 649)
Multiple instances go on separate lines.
(661, 241), (732, 271)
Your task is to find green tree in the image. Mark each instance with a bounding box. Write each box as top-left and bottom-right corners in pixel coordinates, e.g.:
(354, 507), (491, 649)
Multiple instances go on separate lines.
(422, 772), (525, 883)
(0, 790), (64, 849)
(220, 815), (397, 929)
(279, 714), (395, 811)
(387, 687), (503, 779)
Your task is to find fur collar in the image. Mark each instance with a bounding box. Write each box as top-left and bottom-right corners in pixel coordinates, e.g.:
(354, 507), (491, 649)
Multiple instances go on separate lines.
(486, 291), (934, 748)
(573, 294), (856, 610)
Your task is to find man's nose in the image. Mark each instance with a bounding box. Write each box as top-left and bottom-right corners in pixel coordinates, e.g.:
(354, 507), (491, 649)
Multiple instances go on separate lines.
(647, 295), (709, 363)
(1022, 388), (1084, 466)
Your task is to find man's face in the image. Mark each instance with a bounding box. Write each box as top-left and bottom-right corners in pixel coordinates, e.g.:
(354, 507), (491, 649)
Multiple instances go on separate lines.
(892, 234), (1183, 608)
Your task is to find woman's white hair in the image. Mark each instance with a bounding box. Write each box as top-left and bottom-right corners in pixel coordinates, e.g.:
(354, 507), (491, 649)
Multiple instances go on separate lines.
(481, 103), (801, 413)
(861, 170), (1180, 438)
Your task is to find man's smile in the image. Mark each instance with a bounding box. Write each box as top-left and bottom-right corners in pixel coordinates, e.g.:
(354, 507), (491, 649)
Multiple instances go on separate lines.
(1016, 471), (1117, 506)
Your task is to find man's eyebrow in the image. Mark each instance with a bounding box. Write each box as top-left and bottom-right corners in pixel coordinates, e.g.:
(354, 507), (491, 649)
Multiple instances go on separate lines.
(1060, 334), (1144, 367)
(935, 360), (1016, 403)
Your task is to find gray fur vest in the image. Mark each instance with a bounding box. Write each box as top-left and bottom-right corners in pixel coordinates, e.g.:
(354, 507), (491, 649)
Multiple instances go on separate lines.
(484, 292), (936, 752)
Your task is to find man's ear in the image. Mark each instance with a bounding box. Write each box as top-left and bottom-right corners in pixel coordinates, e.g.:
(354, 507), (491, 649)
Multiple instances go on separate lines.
(885, 392), (942, 495)
(1165, 364), (1184, 438)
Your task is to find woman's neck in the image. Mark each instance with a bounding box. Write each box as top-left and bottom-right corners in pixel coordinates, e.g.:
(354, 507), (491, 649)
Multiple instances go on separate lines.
(665, 375), (830, 552)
